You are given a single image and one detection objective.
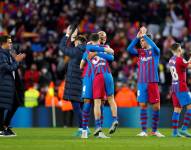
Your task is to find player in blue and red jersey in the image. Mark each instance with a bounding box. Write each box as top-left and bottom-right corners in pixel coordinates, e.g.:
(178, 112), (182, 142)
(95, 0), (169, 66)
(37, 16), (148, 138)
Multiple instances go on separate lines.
(168, 43), (191, 137)
(89, 34), (116, 137)
(80, 34), (114, 138)
(97, 31), (118, 135)
(127, 26), (164, 137)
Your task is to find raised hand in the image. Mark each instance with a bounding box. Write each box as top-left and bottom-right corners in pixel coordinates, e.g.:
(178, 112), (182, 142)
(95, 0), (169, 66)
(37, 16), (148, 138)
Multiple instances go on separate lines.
(66, 25), (72, 36)
(136, 31), (143, 38)
(140, 26), (147, 35)
(14, 53), (26, 62)
(71, 28), (78, 42)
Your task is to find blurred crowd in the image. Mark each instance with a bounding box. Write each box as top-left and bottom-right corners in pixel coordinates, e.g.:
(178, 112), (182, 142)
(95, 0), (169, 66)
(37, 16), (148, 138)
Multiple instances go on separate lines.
(0, 0), (191, 107)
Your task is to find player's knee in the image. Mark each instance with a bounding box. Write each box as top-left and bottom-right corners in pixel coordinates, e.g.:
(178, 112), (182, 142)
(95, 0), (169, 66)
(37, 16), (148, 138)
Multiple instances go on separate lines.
(107, 95), (114, 102)
(187, 104), (191, 110)
(174, 107), (182, 113)
(108, 99), (115, 106)
(94, 99), (101, 106)
(84, 99), (91, 103)
(152, 102), (160, 110)
(139, 103), (147, 109)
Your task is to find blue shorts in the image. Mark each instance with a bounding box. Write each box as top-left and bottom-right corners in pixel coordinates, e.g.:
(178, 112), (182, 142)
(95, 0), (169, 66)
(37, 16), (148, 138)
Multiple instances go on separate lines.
(137, 83), (160, 104)
(172, 92), (191, 107)
(103, 73), (114, 96)
(82, 75), (93, 99)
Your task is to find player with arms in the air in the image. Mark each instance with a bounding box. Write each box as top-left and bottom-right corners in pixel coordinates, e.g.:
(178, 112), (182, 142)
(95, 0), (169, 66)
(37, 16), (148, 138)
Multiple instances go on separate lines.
(127, 26), (164, 137)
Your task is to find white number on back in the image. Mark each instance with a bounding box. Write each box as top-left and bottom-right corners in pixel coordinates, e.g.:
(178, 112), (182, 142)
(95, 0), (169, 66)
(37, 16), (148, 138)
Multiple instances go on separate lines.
(170, 66), (178, 81)
(92, 56), (100, 65)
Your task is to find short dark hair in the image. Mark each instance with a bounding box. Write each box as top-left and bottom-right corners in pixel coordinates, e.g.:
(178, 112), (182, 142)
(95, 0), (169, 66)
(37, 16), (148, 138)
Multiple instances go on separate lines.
(89, 33), (99, 42)
(75, 35), (87, 45)
(0, 35), (11, 45)
(140, 34), (152, 41)
(146, 34), (152, 39)
(171, 43), (181, 53)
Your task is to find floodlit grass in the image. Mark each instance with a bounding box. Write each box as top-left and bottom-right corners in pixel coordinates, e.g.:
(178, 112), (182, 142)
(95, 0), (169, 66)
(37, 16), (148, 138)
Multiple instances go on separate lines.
(0, 128), (191, 150)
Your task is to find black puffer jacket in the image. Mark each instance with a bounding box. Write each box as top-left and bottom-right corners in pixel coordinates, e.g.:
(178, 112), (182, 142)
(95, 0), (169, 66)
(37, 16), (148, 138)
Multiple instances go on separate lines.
(59, 35), (85, 102)
(0, 48), (19, 109)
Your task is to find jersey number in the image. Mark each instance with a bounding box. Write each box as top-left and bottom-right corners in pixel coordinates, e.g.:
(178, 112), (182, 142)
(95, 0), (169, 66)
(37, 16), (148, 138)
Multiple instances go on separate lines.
(170, 66), (178, 81)
(92, 56), (100, 65)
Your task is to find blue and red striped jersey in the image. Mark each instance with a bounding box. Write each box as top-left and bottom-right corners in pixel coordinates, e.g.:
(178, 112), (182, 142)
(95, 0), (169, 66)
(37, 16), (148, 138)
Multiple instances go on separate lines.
(127, 35), (160, 83)
(168, 56), (189, 92)
(82, 46), (114, 77)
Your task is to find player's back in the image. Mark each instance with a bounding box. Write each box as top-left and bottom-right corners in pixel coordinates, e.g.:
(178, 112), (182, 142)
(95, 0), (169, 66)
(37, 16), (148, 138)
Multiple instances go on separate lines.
(90, 54), (111, 75)
(168, 56), (189, 92)
(95, 44), (112, 74)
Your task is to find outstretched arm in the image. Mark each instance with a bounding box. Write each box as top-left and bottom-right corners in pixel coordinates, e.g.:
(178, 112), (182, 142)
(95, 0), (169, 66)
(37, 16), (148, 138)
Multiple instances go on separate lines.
(86, 44), (114, 54)
(97, 52), (114, 61)
(86, 44), (105, 52)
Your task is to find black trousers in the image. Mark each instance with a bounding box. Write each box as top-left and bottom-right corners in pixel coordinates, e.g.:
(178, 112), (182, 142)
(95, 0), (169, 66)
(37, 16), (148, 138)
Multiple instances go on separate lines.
(0, 92), (19, 130)
(0, 108), (5, 130)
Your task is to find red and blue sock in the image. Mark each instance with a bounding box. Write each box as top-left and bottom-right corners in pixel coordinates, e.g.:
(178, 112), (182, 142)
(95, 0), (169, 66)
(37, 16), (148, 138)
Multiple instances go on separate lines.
(82, 102), (92, 130)
(95, 119), (101, 129)
(112, 116), (118, 122)
(140, 109), (147, 132)
(172, 112), (180, 135)
(182, 109), (191, 131)
(152, 110), (159, 132)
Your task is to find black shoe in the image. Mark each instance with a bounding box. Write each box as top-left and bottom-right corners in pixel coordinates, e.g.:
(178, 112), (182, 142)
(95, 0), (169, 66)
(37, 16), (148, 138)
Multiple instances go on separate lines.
(2, 128), (16, 137)
(93, 127), (102, 136)
(6, 127), (16, 136)
(109, 120), (119, 134)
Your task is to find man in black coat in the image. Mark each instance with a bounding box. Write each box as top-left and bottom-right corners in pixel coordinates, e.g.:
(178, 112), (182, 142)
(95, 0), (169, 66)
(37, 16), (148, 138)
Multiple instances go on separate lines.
(0, 35), (25, 137)
(59, 26), (86, 136)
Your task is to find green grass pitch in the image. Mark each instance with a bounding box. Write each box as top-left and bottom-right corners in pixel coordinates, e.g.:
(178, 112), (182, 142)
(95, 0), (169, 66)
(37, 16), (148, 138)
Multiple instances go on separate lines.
(0, 128), (191, 150)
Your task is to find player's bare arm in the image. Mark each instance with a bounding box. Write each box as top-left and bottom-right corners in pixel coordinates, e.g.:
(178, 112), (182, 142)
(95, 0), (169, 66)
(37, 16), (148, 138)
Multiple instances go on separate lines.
(80, 60), (86, 69)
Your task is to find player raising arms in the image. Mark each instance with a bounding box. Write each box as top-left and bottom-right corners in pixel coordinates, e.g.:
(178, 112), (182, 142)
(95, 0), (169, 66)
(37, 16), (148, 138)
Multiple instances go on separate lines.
(168, 43), (191, 137)
(127, 27), (164, 137)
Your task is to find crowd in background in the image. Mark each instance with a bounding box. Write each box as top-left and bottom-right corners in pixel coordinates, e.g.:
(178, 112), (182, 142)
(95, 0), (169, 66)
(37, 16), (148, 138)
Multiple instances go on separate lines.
(0, 0), (191, 107)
